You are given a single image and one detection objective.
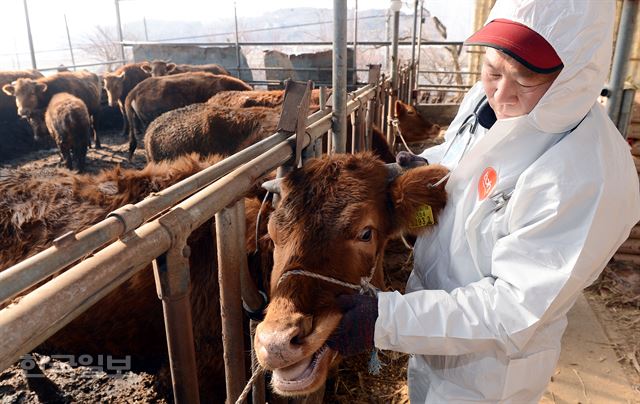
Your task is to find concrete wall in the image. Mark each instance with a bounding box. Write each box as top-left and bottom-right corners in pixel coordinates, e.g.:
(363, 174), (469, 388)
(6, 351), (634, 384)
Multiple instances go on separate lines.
(132, 44), (253, 82)
(263, 49), (354, 88)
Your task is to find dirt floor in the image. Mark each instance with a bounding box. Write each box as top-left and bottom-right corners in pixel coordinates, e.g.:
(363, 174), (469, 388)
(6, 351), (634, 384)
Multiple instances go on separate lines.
(0, 132), (638, 403)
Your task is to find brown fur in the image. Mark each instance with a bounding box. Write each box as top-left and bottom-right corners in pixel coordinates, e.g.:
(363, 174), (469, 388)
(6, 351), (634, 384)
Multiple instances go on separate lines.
(0, 154), (268, 402)
(103, 63), (151, 136)
(43, 93), (90, 172)
(0, 70), (43, 121)
(145, 104), (280, 162)
(395, 100), (441, 142)
(2, 71), (102, 148)
(141, 60), (230, 77)
(124, 72), (253, 159)
(207, 89), (322, 110)
(256, 152), (449, 396)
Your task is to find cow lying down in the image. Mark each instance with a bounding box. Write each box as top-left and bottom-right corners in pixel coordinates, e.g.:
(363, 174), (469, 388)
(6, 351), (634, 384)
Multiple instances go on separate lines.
(0, 152), (448, 401)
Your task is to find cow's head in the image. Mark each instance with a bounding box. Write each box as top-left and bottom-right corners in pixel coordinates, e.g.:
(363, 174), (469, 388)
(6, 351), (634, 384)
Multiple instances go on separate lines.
(103, 71), (126, 107)
(141, 60), (176, 77)
(2, 78), (47, 118)
(395, 100), (441, 142)
(254, 152), (448, 396)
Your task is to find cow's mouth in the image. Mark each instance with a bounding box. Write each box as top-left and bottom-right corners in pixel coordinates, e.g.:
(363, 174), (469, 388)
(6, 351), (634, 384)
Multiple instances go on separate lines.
(271, 344), (337, 394)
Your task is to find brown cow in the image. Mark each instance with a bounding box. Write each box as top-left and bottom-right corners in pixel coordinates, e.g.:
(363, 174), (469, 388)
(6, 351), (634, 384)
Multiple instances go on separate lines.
(103, 63), (151, 136)
(0, 153), (270, 402)
(26, 93), (90, 172)
(124, 72), (252, 159)
(144, 96), (394, 164)
(207, 89), (324, 110)
(140, 60), (230, 77)
(2, 71), (103, 148)
(0, 70), (43, 121)
(254, 152), (449, 396)
(394, 100), (442, 143)
(144, 104), (280, 162)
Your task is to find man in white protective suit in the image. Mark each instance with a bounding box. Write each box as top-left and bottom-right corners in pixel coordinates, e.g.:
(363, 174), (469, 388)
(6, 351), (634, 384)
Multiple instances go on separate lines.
(326, 0), (640, 402)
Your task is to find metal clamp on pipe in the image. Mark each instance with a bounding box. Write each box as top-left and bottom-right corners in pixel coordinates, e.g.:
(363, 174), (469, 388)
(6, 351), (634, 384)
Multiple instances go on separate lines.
(242, 290), (268, 322)
(107, 204), (144, 235)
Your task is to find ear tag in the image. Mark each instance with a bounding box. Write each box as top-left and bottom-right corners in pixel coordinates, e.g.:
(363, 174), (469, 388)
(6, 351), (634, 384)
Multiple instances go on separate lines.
(410, 204), (434, 228)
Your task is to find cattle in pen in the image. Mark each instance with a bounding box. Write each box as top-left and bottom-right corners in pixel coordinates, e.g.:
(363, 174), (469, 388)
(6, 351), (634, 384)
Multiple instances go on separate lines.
(2, 71), (103, 148)
(102, 62), (151, 137)
(394, 99), (442, 143)
(124, 72), (252, 159)
(0, 151), (448, 401)
(140, 60), (230, 77)
(0, 70), (43, 121)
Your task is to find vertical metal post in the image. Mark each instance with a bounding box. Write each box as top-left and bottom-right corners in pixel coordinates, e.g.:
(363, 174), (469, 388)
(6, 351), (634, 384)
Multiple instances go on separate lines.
(415, 0), (424, 96)
(22, 0), (36, 69)
(63, 14), (76, 71)
(317, 86), (327, 157)
(390, 6), (400, 90)
(408, 0), (419, 103)
(143, 17), (149, 41)
(216, 202), (247, 403)
(352, 0), (359, 87)
(154, 211), (200, 404)
(234, 1), (242, 79)
(607, 0), (639, 126)
(332, 0), (348, 154)
(385, 11), (391, 72)
(114, 0), (126, 62)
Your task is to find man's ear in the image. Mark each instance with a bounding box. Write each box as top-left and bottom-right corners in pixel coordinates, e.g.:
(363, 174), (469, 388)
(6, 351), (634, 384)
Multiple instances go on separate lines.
(388, 165), (449, 236)
(2, 84), (15, 96)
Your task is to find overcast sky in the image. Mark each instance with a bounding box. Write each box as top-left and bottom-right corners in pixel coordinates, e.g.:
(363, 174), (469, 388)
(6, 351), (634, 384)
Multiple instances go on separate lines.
(0, 0), (475, 70)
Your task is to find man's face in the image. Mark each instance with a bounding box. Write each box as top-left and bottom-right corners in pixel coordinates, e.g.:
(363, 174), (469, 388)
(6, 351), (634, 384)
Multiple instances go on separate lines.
(481, 48), (560, 120)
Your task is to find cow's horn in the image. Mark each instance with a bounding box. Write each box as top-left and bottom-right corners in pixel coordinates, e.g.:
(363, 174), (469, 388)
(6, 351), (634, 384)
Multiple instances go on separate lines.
(262, 178), (283, 194)
(385, 163), (404, 182)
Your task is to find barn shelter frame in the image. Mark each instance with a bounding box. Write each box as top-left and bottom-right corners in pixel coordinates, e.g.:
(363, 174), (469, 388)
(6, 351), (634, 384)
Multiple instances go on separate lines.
(0, 67), (385, 403)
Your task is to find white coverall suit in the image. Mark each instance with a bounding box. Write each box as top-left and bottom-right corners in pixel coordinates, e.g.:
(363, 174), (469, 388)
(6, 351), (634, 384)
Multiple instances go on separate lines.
(374, 0), (640, 402)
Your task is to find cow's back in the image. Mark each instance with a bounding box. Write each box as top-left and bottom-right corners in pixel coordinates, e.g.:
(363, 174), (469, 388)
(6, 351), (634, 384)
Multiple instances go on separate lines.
(40, 72), (101, 115)
(174, 63), (230, 76)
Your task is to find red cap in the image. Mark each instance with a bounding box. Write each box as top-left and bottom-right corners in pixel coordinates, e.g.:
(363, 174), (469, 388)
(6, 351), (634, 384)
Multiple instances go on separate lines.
(465, 18), (563, 74)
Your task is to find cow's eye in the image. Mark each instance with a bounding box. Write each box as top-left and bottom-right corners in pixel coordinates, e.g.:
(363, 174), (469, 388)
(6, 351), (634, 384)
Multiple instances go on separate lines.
(358, 227), (373, 242)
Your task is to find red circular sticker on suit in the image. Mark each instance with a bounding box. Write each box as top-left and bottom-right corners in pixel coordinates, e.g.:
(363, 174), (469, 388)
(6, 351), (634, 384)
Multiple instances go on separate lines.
(478, 167), (497, 200)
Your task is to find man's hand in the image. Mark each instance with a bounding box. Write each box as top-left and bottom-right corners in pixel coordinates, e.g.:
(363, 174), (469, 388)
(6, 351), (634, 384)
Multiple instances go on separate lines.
(396, 151), (429, 169)
(326, 294), (378, 357)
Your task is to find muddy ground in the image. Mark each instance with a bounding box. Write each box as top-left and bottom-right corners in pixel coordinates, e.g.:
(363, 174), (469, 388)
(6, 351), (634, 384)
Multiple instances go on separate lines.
(0, 131), (638, 403)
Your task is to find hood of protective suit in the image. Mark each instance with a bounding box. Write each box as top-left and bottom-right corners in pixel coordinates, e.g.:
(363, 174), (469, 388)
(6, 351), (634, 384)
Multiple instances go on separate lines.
(485, 0), (614, 133)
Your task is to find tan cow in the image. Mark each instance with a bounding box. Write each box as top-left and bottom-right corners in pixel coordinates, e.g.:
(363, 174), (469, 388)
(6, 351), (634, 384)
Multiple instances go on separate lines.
(0, 70), (43, 121)
(140, 60), (230, 77)
(254, 152), (449, 396)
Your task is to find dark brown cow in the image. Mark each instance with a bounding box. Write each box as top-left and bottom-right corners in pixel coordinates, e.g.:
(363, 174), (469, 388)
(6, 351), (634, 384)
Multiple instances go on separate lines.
(394, 100), (442, 143)
(144, 104), (280, 162)
(0, 154), (269, 402)
(0, 70), (43, 121)
(103, 63), (151, 136)
(144, 96), (394, 164)
(124, 72), (252, 159)
(26, 93), (90, 172)
(254, 152), (449, 396)
(2, 71), (103, 148)
(141, 60), (230, 77)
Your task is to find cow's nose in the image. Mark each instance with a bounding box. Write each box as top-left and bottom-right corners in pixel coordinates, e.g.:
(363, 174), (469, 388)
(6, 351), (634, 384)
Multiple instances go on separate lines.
(254, 316), (313, 369)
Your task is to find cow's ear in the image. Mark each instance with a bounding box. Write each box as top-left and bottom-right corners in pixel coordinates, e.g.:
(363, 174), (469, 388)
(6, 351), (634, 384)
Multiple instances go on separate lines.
(388, 165), (449, 236)
(166, 63), (177, 73)
(395, 100), (407, 117)
(36, 83), (47, 94)
(141, 63), (152, 73)
(2, 84), (15, 96)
